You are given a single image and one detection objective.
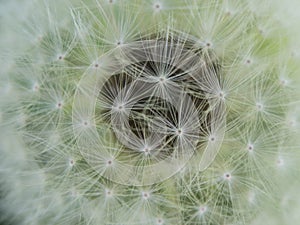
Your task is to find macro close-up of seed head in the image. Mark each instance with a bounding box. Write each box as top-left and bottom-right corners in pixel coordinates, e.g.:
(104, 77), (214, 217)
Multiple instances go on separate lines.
(0, 1), (300, 225)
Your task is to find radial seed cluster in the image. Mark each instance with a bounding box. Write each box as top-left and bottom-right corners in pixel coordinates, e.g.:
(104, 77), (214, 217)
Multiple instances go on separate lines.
(0, 1), (299, 225)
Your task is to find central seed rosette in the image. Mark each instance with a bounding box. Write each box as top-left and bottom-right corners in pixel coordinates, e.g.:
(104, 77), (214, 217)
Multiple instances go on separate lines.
(73, 35), (226, 186)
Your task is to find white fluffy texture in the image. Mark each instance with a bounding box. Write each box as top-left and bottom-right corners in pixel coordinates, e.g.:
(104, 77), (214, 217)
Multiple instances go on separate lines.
(0, 1), (300, 225)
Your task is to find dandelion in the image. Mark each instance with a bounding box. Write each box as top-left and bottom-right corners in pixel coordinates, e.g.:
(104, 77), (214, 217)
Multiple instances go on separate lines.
(0, 0), (300, 225)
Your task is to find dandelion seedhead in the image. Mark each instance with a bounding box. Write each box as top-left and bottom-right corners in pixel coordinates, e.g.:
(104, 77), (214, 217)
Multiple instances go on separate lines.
(0, 0), (300, 225)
